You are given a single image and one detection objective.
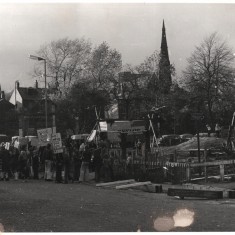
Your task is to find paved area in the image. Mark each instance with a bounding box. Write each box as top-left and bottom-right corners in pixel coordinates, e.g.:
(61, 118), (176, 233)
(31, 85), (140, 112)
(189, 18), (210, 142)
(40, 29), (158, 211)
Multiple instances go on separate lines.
(0, 179), (235, 232)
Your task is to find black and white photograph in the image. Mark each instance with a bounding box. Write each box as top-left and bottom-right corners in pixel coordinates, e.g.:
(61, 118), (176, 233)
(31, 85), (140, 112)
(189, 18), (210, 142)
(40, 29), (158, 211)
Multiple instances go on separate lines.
(0, 0), (235, 232)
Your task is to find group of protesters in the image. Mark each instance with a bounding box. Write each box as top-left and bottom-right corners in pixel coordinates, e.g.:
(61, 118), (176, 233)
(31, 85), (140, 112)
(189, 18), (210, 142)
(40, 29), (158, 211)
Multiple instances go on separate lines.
(0, 138), (129, 184)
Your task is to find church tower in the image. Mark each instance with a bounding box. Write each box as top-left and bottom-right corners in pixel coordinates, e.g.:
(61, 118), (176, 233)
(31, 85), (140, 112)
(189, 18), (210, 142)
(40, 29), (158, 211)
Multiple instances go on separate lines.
(159, 20), (172, 94)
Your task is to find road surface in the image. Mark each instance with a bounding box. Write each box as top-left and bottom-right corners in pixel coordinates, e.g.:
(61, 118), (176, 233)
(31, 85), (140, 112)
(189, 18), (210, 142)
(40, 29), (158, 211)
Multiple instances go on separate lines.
(0, 180), (234, 232)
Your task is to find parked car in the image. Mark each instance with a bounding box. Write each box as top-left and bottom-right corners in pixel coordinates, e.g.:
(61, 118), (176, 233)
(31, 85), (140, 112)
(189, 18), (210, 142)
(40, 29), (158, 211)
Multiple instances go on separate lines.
(194, 133), (217, 137)
(180, 134), (193, 143)
(158, 134), (181, 146)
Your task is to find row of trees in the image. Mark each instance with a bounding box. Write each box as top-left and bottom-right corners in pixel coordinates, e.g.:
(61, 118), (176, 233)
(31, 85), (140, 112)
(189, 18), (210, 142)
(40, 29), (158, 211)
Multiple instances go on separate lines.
(33, 33), (235, 136)
(183, 33), (235, 130)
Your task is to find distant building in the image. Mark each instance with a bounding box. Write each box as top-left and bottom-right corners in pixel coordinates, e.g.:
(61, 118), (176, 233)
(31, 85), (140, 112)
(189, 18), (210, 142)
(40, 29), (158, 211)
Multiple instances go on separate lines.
(0, 89), (18, 136)
(9, 81), (56, 136)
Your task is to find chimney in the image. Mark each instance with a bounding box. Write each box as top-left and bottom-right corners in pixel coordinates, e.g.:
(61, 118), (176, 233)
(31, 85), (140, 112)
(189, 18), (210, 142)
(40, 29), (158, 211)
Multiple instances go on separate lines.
(35, 80), (38, 89)
(1, 91), (5, 99)
(16, 81), (20, 89)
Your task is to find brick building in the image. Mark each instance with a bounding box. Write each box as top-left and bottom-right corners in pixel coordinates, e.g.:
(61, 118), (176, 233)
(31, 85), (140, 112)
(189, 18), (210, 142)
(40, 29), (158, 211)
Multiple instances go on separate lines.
(9, 81), (56, 136)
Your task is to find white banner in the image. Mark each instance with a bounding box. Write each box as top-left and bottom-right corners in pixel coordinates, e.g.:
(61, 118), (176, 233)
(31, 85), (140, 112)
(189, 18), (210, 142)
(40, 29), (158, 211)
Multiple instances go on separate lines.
(99, 120), (145, 134)
(87, 130), (96, 142)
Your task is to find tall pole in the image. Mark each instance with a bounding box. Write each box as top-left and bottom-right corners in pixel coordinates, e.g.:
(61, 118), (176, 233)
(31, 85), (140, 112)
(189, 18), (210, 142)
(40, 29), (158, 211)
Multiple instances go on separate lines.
(29, 55), (48, 129)
(44, 59), (48, 128)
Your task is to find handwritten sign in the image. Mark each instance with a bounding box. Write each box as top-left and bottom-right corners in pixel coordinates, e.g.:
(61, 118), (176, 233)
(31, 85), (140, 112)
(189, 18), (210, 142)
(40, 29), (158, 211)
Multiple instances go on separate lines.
(51, 133), (63, 154)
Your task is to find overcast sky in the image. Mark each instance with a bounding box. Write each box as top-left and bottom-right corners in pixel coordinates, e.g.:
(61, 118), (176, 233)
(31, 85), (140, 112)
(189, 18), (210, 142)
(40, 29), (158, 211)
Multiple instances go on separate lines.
(1, 2), (235, 91)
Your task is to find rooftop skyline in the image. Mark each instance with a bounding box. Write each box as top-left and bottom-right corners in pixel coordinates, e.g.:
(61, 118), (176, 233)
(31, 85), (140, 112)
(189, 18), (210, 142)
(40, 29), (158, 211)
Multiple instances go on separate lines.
(0, 3), (235, 91)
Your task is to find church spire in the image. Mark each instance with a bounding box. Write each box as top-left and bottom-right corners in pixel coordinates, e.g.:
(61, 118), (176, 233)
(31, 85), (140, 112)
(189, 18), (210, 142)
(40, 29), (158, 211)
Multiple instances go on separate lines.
(160, 19), (170, 66)
(159, 20), (172, 94)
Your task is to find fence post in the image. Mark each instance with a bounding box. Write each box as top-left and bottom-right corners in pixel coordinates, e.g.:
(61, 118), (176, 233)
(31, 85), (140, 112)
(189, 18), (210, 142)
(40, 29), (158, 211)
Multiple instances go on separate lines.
(204, 150), (208, 183)
(186, 165), (191, 182)
(220, 164), (224, 181)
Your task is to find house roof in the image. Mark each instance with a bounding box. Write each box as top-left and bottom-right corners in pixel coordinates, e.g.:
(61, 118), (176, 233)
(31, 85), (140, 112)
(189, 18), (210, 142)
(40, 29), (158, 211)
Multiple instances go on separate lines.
(18, 87), (44, 101)
(0, 98), (15, 109)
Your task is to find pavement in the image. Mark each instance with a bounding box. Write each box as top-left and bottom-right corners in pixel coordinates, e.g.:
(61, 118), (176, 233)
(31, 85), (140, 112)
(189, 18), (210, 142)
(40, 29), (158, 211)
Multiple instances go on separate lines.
(0, 179), (235, 232)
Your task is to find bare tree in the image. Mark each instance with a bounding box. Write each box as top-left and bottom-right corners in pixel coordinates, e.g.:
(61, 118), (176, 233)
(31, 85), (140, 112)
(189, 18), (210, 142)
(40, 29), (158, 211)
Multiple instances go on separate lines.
(183, 32), (235, 126)
(87, 41), (122, 91)
(136, 51), (160, 75)
(35, 37), (92, 92)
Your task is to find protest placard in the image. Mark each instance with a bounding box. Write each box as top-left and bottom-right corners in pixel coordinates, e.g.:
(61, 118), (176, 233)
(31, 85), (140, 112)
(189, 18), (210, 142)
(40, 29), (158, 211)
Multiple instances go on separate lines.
(19, 137), (28, 146)
(31, 138), (39, 147)
(5, 142), (10, 150)
(37, 128), (52, 146)
(14, 141), (19, 149)
(51, 133), (63, 154)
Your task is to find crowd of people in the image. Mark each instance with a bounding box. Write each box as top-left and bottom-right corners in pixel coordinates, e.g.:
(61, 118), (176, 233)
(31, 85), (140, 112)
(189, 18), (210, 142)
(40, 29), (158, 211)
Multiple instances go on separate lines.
(0, 139), (131, 184)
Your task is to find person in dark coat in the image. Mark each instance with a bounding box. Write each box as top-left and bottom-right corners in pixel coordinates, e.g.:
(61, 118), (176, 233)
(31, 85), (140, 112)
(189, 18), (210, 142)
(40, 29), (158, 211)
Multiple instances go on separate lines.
(63, 147), (71, 184)
(0, 144), (3, 180)
(43, 144), (54, 181)
(18, 146), (28, 180)
(92, 146), (102, 182)
(32, 149), (40, 179)
(11, 147), (20, 180)
(79, 145), (91, 182)
(55, 153), (63, 183)
(71, 145), (81, 182)
(27, 147), (34, 179)
(102, 149), (114, 182)
(38, 146), (46, 179)
(0, 144), (10, 181)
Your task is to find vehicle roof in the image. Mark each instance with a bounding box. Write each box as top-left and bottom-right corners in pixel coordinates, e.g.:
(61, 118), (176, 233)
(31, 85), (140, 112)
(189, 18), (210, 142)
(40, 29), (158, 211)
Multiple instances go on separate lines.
(161, 134), (180, 138)
(71, 134), (89, 140)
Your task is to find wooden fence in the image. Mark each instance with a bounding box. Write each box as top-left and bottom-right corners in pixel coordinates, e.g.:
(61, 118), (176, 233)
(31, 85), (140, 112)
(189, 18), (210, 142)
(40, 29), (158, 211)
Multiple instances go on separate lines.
(108, 147), (235, 184)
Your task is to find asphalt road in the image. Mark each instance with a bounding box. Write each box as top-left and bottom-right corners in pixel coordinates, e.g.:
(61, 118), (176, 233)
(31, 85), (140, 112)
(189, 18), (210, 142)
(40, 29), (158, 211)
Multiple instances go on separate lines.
(0, 180), (235, 232)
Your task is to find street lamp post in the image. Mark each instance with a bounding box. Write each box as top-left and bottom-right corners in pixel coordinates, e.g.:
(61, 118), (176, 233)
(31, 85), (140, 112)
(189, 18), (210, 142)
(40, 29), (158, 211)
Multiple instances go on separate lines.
(29, 55), (47, 128)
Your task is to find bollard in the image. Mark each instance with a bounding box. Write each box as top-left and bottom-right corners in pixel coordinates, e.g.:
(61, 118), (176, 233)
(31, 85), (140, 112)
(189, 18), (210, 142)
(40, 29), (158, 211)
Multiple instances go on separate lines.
(220, 164), (224, 181)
